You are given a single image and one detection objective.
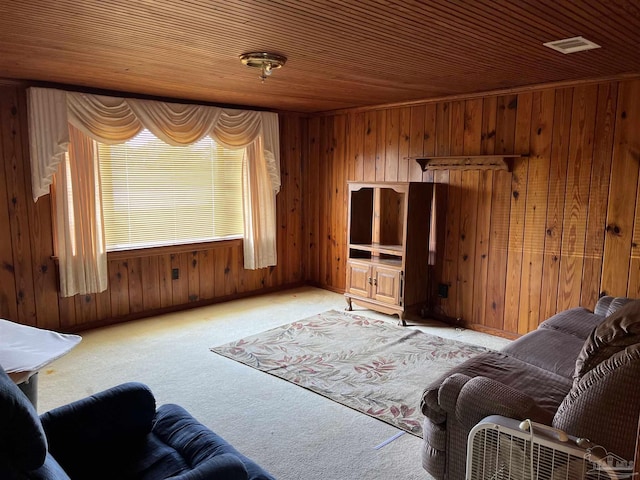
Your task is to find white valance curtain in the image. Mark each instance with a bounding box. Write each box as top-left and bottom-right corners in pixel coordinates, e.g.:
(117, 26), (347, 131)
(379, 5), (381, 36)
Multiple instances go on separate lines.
(28, 87), (280, 296)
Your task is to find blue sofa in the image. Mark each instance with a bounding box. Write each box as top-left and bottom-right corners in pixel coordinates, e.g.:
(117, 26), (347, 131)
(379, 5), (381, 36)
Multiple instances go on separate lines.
(0, 367), (275, 480)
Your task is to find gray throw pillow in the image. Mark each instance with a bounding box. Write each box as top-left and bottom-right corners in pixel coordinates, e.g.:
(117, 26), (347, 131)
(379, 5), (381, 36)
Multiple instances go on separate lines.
(573, 299), (640, 384)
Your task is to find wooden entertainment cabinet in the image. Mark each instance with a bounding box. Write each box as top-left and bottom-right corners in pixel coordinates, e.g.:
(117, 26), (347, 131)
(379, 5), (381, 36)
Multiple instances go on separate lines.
(344, 182), (433, 326)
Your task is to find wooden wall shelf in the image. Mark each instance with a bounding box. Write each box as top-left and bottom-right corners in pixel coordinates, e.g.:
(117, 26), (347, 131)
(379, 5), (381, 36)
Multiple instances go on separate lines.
(411, 155), (527, 172)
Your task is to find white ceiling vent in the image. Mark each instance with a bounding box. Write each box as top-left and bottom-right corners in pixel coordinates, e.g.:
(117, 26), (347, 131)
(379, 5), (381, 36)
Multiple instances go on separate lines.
(543, 36), (601, 54)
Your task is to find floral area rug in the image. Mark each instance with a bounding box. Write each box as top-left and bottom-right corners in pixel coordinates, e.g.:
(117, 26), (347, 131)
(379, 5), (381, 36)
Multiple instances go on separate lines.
(211, 309), (490, 437)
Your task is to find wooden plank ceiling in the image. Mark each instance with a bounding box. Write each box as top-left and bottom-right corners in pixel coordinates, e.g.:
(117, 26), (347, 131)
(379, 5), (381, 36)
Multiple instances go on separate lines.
(0, 0), (638, 113)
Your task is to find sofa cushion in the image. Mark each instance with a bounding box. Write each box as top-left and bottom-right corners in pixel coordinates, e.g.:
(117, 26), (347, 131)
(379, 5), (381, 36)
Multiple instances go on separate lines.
(537, 307), (604, 339)
(0, 368), (47, 472)
(502, 329), (585, 378)
(573, 299), (640, 383)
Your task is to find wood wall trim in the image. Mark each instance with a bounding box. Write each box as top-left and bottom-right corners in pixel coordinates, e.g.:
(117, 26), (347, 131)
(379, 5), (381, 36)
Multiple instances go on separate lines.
(107, 239), (243, 261)
(317, 73), (640, 117)
(61, 281), (305, 333)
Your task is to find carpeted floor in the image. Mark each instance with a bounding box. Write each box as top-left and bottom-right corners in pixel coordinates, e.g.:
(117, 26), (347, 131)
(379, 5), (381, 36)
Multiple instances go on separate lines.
(212, 309), (491, 436)
(37, 286), (511, 480)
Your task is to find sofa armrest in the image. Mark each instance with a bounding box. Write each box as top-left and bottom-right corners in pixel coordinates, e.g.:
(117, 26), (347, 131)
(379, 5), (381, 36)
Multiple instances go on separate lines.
(454, 376), (554, 429)
(438, 373), (473, 413)
(40, 382), (156, 477)
(421, 373), (472, 425)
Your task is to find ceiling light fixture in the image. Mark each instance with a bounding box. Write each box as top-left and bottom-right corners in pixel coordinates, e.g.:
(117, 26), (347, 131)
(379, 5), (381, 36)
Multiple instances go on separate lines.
(239, 52), (287, 83)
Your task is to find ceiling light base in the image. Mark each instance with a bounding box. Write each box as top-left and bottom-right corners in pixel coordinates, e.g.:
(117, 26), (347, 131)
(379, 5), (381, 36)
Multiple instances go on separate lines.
(240, 52), (287, 83)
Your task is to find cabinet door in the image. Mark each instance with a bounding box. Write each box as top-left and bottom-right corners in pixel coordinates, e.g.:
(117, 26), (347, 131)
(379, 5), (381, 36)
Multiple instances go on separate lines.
(372, 266), (402, 305)
(346, 262), (372, 298)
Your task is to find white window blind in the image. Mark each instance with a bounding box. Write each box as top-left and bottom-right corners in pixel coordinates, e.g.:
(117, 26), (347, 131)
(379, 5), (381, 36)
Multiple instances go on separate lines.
(98, 129), (244, 251)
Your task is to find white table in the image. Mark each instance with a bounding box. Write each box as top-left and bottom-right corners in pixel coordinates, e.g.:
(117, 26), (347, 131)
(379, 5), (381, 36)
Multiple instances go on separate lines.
(0, 319), (81, 407)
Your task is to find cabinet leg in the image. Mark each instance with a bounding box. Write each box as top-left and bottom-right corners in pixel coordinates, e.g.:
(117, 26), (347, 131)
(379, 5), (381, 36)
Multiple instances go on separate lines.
(398, 313), (406, 327)
(345, 297), (353, 311)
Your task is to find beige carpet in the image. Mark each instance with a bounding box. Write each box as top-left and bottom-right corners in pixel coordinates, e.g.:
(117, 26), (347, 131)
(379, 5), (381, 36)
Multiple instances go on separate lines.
(37, 286), (511, 480)
(212, 309), (491, 437)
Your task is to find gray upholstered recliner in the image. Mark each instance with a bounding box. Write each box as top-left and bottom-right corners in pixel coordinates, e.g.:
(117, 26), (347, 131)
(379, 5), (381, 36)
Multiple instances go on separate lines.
(421, 296), (640, 480)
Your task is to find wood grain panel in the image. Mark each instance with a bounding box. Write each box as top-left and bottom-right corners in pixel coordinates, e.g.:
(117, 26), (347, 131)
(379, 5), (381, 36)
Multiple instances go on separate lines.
(539, 88), (572, 320)
(422, 104), (437, 183)
(58, 295), (76, 330)
(503, 92), (532, 333)
(307, 117), (321, 283)
(286, 116), (308, 288)
(557, 85), (598, 311)
(187, 251), (200, 302)
(581, 83), (617, 308)
(333, 114), (347, 291)
(458, 98), (483, 323)
(352, 113), (365, 182)
(472, 97), (497, 327)
(321, 116), (333, 286)
(94, 289), (111, 323)
(1, 87), (37, 326)
(483, 95), (516, 330)
(384, 109), (399, 182)
(363, 112), (377, 182)
(440, 100), (465, 319)
(603, 81), (640, 297)
(397, 108), (411, 182)
(458, 170), (479, 323)
(75, 294), (97, 326)
(436, 103), (451, 156)
(198, 250), (214, 301)
(374, 110), (384, 182)
(158, 253), (173, 308)
(0, 89), (20, 322)
(128, 257), (144, 313)
(408, 105), (426, 182)
(472, 170), (493, 327)
(518, 90), (554, 333)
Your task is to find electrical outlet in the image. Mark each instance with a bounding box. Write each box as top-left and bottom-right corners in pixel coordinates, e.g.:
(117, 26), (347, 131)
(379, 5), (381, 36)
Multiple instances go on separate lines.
(172, 268), (179, 280)
(437, 283), (449, 298)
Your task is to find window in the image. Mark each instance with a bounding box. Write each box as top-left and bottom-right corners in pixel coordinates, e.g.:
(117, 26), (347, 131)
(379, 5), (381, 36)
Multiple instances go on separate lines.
(98, 130), (244, 252)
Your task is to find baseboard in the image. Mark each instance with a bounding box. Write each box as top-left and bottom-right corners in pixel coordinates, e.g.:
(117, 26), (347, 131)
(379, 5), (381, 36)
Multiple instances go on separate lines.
(64, 281), (308, 333)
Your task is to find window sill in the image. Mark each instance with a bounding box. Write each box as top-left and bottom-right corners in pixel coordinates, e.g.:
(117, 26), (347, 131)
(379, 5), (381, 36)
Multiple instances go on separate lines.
(106, 238), (243, 261)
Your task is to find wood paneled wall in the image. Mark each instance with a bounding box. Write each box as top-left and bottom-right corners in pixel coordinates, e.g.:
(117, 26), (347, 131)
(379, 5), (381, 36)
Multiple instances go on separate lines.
(304, 79), (640, 336)
(0, 85), (304, 331)
(3, 78), (640, 337)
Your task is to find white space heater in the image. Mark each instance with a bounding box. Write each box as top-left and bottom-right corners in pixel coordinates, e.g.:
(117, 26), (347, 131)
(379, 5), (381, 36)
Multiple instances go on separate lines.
(466, 415), (633, 480)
